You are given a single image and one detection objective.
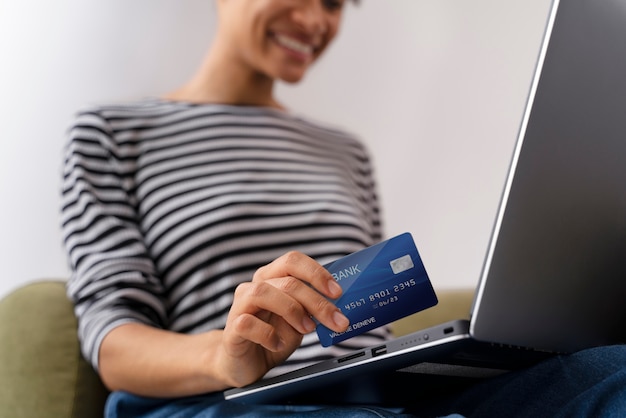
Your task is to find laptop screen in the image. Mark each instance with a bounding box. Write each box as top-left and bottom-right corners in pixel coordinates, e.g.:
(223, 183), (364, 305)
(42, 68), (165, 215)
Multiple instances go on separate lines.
(471, 0), (626, 352)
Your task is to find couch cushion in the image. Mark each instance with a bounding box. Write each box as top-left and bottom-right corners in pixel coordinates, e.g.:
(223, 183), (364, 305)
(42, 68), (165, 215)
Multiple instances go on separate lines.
(0, 281), (109, 418)
(391, 288), (474, 337)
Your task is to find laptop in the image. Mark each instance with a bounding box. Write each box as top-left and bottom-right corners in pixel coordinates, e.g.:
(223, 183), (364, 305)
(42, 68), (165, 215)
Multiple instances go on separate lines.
(224, 0), (626, 404)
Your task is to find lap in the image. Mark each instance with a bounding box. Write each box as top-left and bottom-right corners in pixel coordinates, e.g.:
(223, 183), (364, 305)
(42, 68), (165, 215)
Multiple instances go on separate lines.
(105, 392), (427, 418)
(106, 345), (626, 418)
(417, 344), (626, 418)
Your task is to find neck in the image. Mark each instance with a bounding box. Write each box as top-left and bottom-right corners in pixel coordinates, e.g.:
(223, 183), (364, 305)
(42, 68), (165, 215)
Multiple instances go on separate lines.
(165, 41), (283, 110)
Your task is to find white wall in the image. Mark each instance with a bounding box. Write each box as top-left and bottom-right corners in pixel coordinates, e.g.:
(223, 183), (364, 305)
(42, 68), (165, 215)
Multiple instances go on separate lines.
(0, 0), (551, 299)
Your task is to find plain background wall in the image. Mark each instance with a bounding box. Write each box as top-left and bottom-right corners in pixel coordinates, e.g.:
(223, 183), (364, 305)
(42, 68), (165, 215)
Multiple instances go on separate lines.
(0, 0), (552, 300)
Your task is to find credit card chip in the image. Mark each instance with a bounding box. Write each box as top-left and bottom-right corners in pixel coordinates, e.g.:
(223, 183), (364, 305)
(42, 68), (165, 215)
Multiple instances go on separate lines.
(390, 254), (414, 274)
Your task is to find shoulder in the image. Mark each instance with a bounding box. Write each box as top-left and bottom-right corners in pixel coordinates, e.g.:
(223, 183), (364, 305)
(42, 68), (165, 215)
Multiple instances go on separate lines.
(289, 112), (361, 144)
(71, 98), (184, 128)
(65, 98), (188, 159)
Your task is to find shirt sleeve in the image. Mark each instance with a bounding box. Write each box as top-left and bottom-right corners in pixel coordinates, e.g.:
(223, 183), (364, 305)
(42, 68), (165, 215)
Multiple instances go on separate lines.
(61, 110), (167, 371)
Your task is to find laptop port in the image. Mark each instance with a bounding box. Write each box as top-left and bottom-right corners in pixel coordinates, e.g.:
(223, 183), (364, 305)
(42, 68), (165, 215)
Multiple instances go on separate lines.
(371, 345), (388, 357)
(337, 351), (366, 364)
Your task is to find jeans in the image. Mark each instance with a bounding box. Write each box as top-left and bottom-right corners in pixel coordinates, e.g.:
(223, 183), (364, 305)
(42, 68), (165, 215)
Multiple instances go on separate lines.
(106, 345), (626, 418)
(422, 344), (626, 418)
(105, 394), (453, 418)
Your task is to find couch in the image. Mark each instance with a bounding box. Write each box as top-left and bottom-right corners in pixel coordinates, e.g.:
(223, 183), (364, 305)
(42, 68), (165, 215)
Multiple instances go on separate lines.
(0, 280), (473, 418)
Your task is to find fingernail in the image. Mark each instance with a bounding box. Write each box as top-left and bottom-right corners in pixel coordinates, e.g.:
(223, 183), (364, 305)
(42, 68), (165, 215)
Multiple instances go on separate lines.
(333, 310), (350, 330)
(327, 280), (342, 297)
(302, 316), (316, 333)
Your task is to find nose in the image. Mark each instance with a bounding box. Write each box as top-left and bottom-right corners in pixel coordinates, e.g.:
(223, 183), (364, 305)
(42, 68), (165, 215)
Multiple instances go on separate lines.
(292, 0), (328, 35)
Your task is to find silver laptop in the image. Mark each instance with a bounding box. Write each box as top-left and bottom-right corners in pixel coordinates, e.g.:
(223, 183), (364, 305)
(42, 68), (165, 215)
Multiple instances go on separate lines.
(224, 0), (626, 404)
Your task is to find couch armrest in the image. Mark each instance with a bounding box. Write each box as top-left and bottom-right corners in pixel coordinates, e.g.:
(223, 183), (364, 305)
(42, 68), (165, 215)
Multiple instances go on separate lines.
(390, 288), (474, 337)
(0, 281), (109, 418)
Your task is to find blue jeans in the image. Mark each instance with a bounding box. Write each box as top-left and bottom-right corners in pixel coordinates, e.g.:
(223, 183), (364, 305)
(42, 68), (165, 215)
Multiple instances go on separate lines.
(106, 345), (626, 418)
(421, 344), (626, 418)
(105, 394), (449, 418)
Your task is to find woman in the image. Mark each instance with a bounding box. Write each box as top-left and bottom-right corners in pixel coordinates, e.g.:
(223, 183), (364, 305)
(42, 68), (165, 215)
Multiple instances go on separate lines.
(62, 1), (626, 417)
(62, 0), (413, 416)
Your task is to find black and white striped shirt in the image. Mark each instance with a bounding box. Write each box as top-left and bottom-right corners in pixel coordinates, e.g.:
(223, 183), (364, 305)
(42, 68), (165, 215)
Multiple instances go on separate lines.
(61, 98), (389, 378)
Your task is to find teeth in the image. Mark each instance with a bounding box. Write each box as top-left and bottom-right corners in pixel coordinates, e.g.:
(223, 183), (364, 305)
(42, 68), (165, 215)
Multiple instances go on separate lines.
(274, 33), (313, 55)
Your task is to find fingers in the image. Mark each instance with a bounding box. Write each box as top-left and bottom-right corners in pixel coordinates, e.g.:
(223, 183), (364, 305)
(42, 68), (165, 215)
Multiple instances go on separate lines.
(225, 282), (303, 356)
(273, 275), (349, 331)
(232, 279), (348, 337)
(225, 251), (350, 357)
(252, 251), (349, 332)
(232, 281), (310, 335)
(253, 251), (343, 299)
(229, 310), (286, 352)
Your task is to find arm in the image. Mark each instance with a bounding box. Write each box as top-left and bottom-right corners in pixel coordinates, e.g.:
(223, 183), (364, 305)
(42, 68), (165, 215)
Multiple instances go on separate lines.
(62, 111), (214, 397)
(98, 323), (222, 397)
(62, 112), (348, 396)
(62, 110), (168, 370)
(99, 252), (349, 397)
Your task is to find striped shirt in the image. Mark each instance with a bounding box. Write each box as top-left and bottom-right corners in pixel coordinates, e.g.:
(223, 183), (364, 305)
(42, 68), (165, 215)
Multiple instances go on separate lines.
(61, 98), (390, 378)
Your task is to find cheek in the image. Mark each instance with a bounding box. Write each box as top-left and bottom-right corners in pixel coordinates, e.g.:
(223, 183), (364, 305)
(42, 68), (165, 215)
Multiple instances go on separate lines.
(236, 24), (271, 68)
(324, 17), (342, 47)
(315, 29), (340, 60)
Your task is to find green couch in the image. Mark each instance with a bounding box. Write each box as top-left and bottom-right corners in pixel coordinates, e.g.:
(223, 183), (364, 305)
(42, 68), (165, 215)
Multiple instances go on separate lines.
(0, 280), (473, 418)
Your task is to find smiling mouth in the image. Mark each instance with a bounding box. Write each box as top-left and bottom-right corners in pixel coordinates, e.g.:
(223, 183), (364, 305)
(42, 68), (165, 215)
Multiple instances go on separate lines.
(272, 33), (316, 57)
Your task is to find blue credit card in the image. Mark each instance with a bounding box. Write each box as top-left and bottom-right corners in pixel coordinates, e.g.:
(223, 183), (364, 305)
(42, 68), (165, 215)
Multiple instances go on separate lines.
(316, 232), (438, 347)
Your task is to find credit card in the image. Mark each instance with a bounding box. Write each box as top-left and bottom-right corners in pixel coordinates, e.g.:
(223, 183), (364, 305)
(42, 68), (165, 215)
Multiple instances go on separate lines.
(316, 232), (438, 347)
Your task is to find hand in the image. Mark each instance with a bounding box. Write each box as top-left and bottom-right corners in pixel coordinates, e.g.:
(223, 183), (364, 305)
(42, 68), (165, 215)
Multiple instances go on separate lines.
(216, 251), (350, 388)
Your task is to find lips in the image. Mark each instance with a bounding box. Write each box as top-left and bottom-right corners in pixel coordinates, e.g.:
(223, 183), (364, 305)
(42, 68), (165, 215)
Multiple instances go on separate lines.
(271, 32), (317, 59)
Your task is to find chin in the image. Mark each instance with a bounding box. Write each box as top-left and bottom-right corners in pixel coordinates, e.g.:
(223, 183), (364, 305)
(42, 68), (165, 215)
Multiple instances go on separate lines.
(280, 74), (306, 84)
(272, 61), (312, 84)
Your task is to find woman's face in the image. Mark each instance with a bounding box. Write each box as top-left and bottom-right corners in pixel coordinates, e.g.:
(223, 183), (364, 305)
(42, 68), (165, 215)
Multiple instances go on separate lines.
(217, 0), (346, 83)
